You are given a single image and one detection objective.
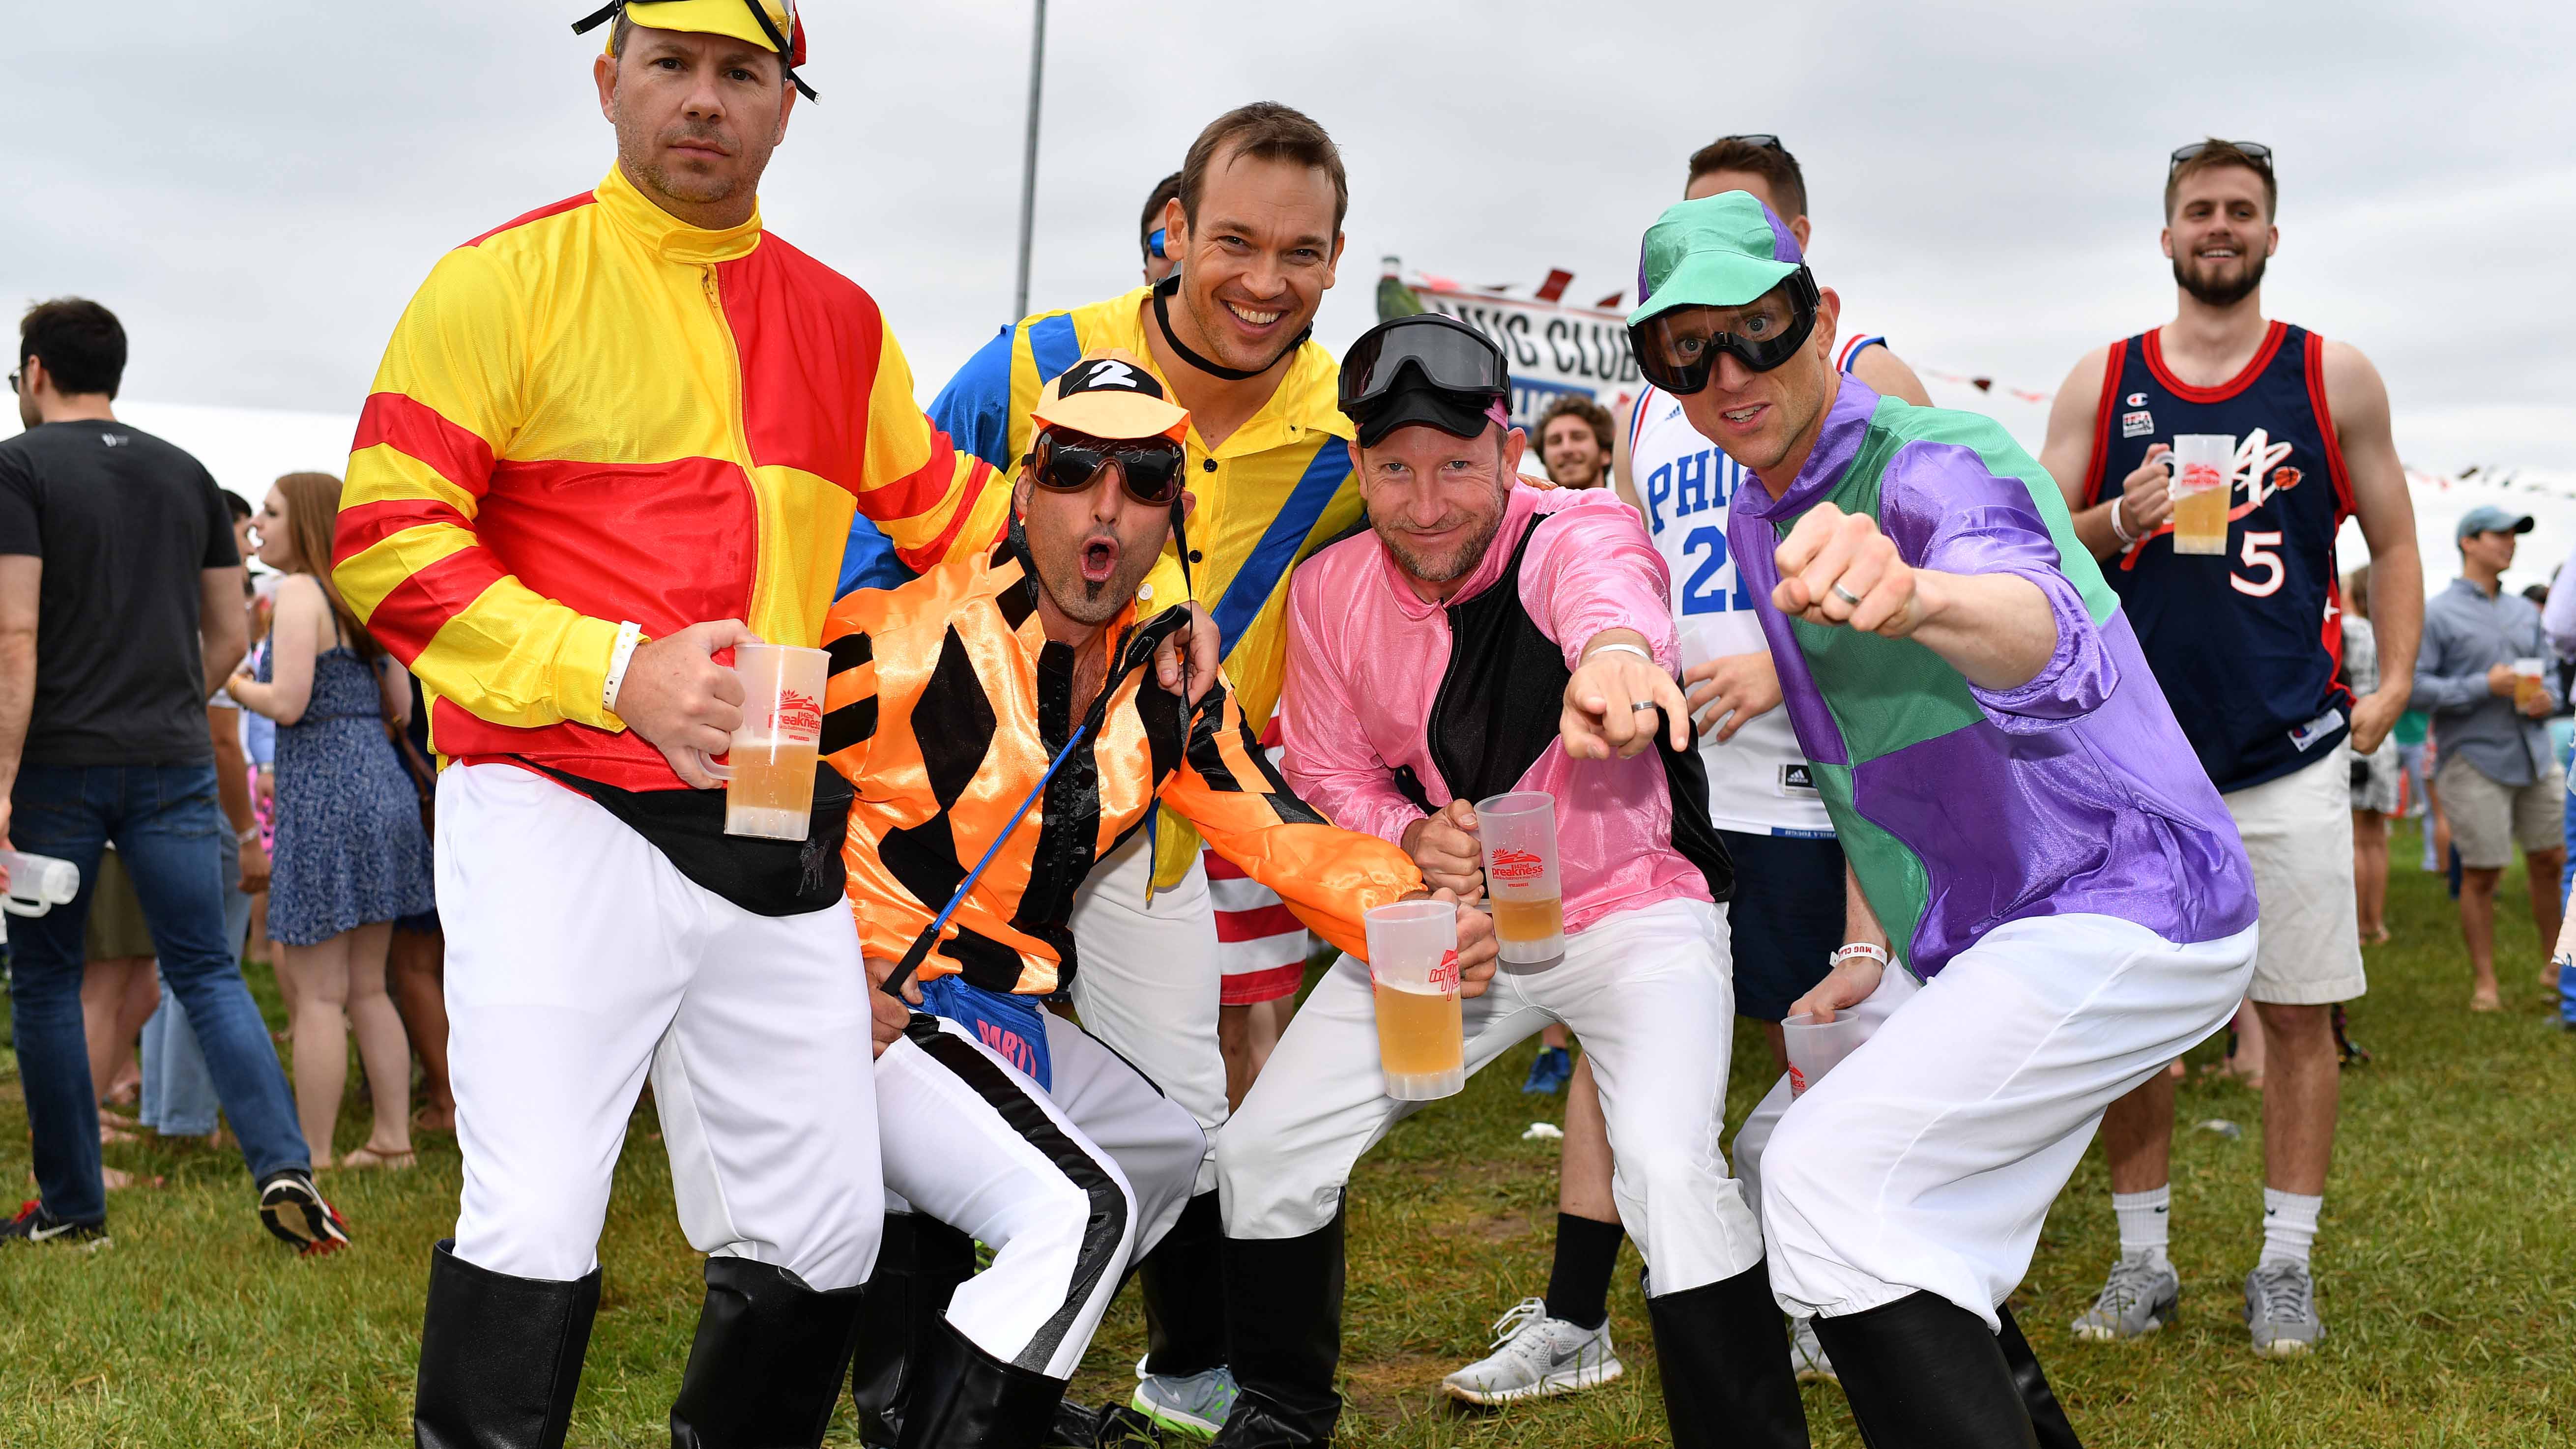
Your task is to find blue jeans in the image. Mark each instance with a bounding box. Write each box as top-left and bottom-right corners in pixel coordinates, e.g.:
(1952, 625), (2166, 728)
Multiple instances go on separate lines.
(138, 829), (248, 1137)
(8, 764), (309, 1222)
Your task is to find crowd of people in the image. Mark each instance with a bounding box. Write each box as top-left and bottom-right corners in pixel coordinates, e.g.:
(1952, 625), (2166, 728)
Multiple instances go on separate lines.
(6, 2), (2572, 1448)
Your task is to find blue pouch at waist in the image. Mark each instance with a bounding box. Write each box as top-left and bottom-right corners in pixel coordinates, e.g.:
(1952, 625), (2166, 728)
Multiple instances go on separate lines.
(918, 975), (1054, 1092)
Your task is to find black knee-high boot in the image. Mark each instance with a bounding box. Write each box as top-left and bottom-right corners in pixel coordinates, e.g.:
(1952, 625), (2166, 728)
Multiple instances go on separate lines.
(1643, 1260), (1810, 1449)
(850, 1214), (979, 1447)
(1809, 1292), (2040, 1449)
(1138, 1190), (1227, 1378)
(414, 1239), (600, 1449)
(895, 1316), (1067, 1449)
(1997, 1304), (2082, 1449)
(668, 1256), (868, 1448)
(1208, 1207), (1346, 1448)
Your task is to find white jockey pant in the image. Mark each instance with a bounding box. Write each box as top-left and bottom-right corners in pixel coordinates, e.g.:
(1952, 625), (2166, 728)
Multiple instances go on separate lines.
(1220, 897), (1764, 1297)
(436, 762), (882, 1290)
(877, 1011), (1205, 1378)
(1068, 831), (1229, 1193)
(1762, 913), (2258, 1329)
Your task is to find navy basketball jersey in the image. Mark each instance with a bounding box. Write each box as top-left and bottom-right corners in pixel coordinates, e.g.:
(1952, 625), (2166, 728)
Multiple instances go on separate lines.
(2085, 321), (2355, 793)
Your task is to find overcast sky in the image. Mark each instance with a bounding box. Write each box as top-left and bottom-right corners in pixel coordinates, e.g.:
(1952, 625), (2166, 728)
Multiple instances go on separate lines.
(7, 0), (2571, 474)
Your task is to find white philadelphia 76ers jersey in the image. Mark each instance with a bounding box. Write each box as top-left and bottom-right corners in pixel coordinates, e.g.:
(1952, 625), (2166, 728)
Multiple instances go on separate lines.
(1626, 331), (1887, 835)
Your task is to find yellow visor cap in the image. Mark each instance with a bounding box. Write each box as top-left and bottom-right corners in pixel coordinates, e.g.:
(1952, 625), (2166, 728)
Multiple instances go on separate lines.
(1029, 350), (1193, 444)
(609, 0), (801, 60)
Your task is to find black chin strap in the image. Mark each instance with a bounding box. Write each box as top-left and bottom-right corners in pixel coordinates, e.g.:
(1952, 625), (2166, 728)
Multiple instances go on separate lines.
(1151, 272), (1309, 383)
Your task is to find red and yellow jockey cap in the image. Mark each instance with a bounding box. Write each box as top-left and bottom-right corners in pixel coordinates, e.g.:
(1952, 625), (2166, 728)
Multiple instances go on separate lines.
(574, 0), (812, 94)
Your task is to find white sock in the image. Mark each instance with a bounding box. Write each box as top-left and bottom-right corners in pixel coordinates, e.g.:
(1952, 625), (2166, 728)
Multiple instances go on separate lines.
(2260, 1188), (2322, 1267)
(2113, 1187), (2171, 1265)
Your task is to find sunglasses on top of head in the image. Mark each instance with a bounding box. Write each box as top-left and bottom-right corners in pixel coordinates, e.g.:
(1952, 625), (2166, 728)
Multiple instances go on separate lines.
(1029, 431), (1187, 507)
(2169, 140), (2272, 174)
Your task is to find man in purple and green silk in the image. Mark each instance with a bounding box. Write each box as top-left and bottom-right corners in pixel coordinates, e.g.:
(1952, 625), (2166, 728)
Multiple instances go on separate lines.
(1626, 190), (2259, 1448)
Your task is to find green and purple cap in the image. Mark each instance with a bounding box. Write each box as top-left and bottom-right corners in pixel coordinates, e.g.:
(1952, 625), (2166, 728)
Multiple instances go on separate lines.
(1627, 191), (1806, 326)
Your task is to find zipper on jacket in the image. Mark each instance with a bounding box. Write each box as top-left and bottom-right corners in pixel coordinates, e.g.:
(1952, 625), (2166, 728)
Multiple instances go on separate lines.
(700, 262), (763, 625)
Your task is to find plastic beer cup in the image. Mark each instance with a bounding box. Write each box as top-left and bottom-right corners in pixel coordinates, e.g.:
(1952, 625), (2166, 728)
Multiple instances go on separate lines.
(1476, 790), (1566, 968)
(2515, 657), (2547, 714)
(1782, 1010), (1868, 1097)
(2165, 434), (2236, 555)
(698, 642), (829, 840)
(1364, 899), (1465, 1101)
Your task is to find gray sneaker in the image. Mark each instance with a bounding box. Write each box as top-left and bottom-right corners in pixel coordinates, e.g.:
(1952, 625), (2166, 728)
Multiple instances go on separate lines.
(1440, 1297), (1623, 1405)
(2070, 1253), (2180, 1341)
(1789, 1316), (1838, 1385)
(2244, 1260), (2326, 1357)
(1129, 1365), (1239, 1439)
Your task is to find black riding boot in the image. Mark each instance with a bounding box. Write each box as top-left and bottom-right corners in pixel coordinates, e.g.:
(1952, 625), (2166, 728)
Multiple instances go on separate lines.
(1809, 1292), (2040, 1449)
(894, 1316), (1067, 1449)
(1138, 1189), (1228, 1378)
(1643, 1260), (1810, 1449)
(667, 1256), (868, 1448)
(414, 1239), (599, 1449)
(1209, 1207), (1345, 1448)
(1998, 1303), (2082, 1449)
(850, 1213), (979, 1447)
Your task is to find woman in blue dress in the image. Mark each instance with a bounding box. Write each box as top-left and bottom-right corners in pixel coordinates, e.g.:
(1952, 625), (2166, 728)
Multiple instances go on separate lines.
(229, 471), (434, 1169)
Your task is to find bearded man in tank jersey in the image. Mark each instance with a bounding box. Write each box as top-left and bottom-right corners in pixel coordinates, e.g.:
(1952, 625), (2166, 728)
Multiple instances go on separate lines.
(2036, 140), (2420, 1361)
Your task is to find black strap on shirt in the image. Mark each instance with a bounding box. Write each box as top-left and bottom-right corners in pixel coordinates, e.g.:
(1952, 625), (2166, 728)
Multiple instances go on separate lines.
(1426, 512), (1735, 902)
(524, 759), (854, 917)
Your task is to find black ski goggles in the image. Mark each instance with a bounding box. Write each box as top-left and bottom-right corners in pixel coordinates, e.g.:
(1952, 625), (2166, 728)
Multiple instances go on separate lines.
(1029, 430), (1187, 507)
(1627, 268), (1821, 394)
(1338, 314), (1510, 416)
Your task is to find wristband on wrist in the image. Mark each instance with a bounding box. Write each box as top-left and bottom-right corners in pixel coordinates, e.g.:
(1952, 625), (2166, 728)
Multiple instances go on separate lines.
(237, 827), (260, 845)
(2107, 496), (2138, 546)
(603, 621), (645, 717)
(1830, 941), (1890, 970)
(1584, 641), (1657, 668)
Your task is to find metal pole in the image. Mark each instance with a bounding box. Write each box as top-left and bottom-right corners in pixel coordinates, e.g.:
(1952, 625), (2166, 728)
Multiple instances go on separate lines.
(1012, 0), (1046, 321)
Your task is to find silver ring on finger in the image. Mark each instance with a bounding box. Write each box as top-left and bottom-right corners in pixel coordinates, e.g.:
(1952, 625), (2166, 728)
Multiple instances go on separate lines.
(1830, 582), (1866, 608)
(1631, 700), (1660, 712)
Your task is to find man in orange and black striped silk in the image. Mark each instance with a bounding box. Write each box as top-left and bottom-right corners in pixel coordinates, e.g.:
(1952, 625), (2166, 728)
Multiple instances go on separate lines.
(821, 350), (1497, 1442)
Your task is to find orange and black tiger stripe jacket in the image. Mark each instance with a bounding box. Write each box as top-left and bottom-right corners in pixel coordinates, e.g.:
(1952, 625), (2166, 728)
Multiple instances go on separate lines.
(823, 537), (1423, 995)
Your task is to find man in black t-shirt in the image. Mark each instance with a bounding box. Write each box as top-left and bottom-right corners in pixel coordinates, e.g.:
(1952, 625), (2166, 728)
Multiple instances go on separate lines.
(0, 298), (345, 1252)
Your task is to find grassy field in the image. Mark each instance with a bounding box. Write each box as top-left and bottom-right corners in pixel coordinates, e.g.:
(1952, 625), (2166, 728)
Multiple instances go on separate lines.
(6, 819), (2574, 1447)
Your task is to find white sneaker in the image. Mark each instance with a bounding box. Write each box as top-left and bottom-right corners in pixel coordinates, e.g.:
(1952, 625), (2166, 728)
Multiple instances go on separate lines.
(1789, 1316), (1838, 1384)
(1440, 1297), (1623, 1406)
(1127, 1362), (1238, 1439)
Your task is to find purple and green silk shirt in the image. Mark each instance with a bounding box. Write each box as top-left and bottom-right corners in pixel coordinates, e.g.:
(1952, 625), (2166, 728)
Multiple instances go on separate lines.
(1729, 379), (2257, 978)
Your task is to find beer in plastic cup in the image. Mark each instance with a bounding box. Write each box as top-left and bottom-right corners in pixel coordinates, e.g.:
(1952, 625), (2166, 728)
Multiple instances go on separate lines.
(2165, 434), (2236, 555)
(2515, 657), (2548, 713)
(698, 642), (829, 840)
(1476, 790), (1565, 967)
(1364, 899), (1465, 1101)
(1782, 1010), (1868, 1097)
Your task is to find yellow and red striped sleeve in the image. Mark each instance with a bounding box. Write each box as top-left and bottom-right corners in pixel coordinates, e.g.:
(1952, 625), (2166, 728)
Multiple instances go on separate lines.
(855, 325), (1012, 575)
(1163, 684), (1424, 962)
(333, 245), (625, 732)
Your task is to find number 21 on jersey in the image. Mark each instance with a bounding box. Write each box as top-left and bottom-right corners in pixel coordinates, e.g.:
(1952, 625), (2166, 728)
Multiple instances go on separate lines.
(1680, 526), (1755, 614)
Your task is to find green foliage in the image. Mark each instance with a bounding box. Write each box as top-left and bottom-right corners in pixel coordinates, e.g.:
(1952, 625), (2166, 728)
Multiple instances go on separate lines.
(4, 822), (2572, 1446)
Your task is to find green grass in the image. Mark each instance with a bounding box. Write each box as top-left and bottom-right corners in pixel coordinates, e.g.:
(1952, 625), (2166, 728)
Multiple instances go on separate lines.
(6, 818), (2574, 1446)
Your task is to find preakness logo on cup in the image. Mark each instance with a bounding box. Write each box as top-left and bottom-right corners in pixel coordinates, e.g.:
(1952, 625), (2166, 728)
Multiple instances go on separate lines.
(1489, 846), (1546, 885)
(771, 689), (823, 739)
(1431, 950), (1461, 994)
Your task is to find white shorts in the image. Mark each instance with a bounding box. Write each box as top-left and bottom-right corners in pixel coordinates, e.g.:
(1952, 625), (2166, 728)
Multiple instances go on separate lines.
(1763, 914), (2256, 1327)
(2224, 749), (2367, 1006)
